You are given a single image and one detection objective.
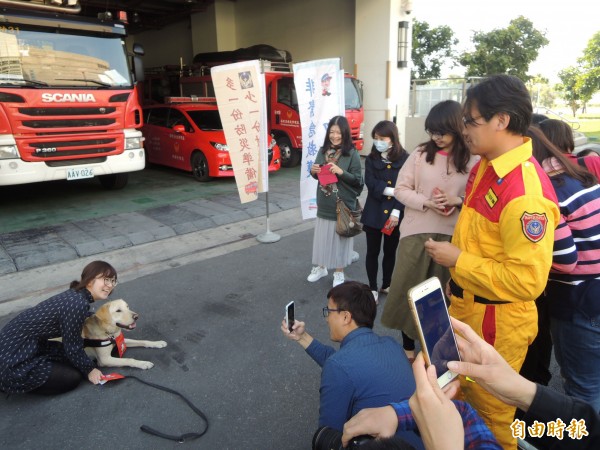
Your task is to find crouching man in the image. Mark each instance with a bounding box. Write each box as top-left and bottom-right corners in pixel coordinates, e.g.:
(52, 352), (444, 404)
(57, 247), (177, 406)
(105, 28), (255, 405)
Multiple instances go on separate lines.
(281, 281), (422, 449)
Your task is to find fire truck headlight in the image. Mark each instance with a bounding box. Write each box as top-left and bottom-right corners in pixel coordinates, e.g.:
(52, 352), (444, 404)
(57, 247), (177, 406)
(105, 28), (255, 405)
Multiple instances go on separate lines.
(0, 145), (19, 159)
(125, 137), (143, 150)
(211, 142), (229, 152)
(359, 122), (364, 139)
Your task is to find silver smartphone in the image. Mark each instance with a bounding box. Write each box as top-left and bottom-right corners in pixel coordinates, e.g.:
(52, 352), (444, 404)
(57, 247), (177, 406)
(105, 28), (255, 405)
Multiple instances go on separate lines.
(285, 301), (295, 332)
(408, 277), (461, 388)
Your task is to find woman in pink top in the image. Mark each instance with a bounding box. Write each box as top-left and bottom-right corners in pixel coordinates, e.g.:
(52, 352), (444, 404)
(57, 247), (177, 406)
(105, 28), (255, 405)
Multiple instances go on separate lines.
(381, 100), (478, 360)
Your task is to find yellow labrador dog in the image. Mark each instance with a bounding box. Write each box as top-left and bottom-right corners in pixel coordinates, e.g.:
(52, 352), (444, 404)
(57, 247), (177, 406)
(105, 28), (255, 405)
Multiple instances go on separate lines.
(82, 299), (167, 370)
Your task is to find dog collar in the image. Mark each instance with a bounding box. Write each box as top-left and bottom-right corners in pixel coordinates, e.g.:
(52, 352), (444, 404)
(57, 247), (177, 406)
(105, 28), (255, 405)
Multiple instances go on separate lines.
(83, 337), (113, 348)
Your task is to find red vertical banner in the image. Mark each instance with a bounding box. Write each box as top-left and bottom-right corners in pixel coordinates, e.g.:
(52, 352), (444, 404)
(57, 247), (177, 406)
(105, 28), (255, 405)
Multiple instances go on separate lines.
(211, 61), (268, 203)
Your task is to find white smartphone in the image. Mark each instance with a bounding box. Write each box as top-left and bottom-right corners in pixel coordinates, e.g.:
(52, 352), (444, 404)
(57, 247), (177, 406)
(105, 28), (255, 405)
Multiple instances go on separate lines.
(408, 277), (461, 388)
(285, 301), (295, 332)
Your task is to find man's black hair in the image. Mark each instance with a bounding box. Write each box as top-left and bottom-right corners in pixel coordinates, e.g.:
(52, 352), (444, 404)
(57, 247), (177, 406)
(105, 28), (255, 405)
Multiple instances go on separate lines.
(464, 74), (532, 135)
(327, 281), (376, 328)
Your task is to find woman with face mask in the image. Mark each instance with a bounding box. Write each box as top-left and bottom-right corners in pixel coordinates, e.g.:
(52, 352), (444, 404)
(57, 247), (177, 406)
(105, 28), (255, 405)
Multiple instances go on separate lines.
(380, 101), (477, 361)
(360, 121), (409, 303)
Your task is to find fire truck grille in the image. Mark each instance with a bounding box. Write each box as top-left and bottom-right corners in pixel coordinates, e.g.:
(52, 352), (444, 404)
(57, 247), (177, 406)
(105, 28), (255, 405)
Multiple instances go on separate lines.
(19, 107), (117, 116)
(30, 139), (114, 149)
(34, 147), (116, 158)
(23, 119), (115, 128)
(28, 138), (118, 158)
(46, 157), (107, 167)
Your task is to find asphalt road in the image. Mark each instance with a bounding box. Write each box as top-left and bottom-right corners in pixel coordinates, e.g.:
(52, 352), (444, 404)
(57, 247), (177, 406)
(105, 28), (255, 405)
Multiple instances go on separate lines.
(0, 228), (377, 450)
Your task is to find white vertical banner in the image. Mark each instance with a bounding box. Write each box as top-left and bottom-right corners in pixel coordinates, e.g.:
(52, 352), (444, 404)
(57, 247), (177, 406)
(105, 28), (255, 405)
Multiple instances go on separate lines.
(293, 59), (345, 219)
(211, 60), (268, 203)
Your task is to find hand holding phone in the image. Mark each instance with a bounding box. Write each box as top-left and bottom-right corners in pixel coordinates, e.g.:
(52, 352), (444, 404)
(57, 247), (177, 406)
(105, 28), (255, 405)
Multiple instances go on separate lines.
(285, 301), (295, 332)
(408, 277), (461, 388)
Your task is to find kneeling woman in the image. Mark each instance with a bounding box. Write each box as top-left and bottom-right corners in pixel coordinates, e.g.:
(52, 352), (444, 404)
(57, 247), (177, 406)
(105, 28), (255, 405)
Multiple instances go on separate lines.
(0, 261), (117, 395)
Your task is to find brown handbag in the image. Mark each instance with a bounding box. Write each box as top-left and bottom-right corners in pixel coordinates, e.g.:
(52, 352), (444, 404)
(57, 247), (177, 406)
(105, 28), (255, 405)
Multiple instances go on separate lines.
(336, 196), (363, 238)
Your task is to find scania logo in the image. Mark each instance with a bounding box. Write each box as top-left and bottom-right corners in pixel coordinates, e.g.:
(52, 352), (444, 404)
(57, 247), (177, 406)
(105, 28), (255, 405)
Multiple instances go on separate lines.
(41, 93), (97, 103)
(99, 107), (106, 113)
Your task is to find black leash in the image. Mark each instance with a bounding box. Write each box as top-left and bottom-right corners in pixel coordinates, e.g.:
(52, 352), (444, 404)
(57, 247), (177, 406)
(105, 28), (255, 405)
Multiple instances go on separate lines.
(123, 375), (209, 443)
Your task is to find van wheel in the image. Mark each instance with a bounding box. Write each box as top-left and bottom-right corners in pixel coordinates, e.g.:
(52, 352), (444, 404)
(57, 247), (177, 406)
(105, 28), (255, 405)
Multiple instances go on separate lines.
(278, 136), (300, 167)
(98, 173), (128, 190)
(191, 152), (211, 182)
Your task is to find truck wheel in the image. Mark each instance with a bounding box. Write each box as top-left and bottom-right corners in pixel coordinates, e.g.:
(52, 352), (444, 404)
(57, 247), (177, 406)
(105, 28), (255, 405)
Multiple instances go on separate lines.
(98, 173), (128, 190)
(278, 136), (300, 167)
(191, 152), (211, 182)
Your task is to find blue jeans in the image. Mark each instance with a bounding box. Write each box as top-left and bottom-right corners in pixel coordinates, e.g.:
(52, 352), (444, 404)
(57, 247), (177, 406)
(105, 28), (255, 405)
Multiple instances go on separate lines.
(551, 311), (600, 412)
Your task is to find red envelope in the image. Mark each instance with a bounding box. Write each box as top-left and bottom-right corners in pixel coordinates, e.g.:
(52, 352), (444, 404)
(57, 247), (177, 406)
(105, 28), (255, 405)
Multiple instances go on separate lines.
(317, 164), (338, 185)
(99, 373), (125, 385)
(381, 217), (396, 235)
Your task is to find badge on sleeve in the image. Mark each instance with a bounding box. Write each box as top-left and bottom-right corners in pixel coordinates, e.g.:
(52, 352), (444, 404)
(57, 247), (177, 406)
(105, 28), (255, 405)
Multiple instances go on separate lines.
(520, 212), (548, 242)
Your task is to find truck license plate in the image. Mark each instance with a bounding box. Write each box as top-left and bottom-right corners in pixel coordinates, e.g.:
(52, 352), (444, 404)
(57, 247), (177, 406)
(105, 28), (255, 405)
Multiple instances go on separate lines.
(67, 167), (94, 180)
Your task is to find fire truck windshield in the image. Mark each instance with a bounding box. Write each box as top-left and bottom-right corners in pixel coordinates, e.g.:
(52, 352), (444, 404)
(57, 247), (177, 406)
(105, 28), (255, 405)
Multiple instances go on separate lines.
(0, 29), (132, 88)
(345, 77), (363, 111)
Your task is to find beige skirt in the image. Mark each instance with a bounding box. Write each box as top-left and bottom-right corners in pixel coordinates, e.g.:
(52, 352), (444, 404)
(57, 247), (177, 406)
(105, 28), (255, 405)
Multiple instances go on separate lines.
(381, 233), (452, 340)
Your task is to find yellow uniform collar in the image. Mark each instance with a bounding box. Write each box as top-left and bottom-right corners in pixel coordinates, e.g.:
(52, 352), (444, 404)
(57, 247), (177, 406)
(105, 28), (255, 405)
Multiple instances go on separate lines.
(488, 137), (532, 179)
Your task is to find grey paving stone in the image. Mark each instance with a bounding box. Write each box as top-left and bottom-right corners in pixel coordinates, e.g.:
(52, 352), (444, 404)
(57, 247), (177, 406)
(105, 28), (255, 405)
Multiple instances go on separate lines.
(72, 240), (106, 257)
(172, 222), (200, 235)
(180, 198), (239, 216)
(142, 205), (206, 227)
(211, 210), (251, 225)
(190, 217), (216, 231)
(13, 237), (78, 270)
(0, 258), (17, 275)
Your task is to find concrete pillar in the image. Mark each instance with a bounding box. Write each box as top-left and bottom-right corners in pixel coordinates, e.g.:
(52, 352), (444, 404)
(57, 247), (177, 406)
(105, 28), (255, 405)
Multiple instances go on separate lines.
(355, 0), (412, 153)
(190, 0), (237, 57)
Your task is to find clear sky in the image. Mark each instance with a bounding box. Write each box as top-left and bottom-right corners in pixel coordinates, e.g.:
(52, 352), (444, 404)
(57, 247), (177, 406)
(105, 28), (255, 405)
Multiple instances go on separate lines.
(414, 0), (598, 83)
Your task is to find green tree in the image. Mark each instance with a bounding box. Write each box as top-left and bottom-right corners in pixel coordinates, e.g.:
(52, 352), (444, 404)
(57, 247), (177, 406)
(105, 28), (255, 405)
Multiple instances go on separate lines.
(577, 31), (600, 102)
(557, 66), (584, 116)
(411, 20), (458, 81)
(527, 75), (555, 110)
(459, 16), (548, 80)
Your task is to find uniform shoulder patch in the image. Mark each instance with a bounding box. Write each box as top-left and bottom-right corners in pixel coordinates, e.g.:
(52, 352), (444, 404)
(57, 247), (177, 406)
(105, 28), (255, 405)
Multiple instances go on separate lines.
(520, 212), (548, 243)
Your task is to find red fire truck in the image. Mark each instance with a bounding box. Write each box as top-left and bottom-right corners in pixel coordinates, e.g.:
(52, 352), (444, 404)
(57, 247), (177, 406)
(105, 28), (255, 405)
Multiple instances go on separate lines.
(142, 45), (364, 167)
(0, 0), (145, 189)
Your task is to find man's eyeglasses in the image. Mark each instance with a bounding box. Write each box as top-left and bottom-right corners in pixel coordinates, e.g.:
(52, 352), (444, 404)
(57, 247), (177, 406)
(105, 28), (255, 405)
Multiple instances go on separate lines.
(462, 115), (484, 127)
(101, 277), (118, 287)
(322, 307), (344, 317)
(426, 130), (446, 139)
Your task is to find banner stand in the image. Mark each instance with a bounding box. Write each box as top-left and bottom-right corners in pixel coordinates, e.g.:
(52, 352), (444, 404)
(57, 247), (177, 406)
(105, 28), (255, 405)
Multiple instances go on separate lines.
(256, 191), (281, 243)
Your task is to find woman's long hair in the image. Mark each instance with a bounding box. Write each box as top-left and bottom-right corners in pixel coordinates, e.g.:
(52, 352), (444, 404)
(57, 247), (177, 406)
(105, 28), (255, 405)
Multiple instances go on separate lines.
(369, 120), (408, 162)
(70, 260), (117, 290)
(538, 119), (575, 153)
(527, 126), (597, 188)
(419, 100), (471, 174)
(320, 115), (354, 157)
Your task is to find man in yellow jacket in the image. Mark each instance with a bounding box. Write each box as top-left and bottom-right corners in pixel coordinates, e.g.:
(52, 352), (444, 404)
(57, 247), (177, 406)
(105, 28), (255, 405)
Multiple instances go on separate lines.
(425, 75), (560, 449)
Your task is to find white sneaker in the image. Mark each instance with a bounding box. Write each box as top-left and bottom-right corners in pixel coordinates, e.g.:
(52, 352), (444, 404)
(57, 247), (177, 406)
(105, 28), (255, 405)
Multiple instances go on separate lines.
(333, 272), (345, 287)
(351, 251), (359, 263)
(307, 266), (328, 282)
(371, 290), (379, 304)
